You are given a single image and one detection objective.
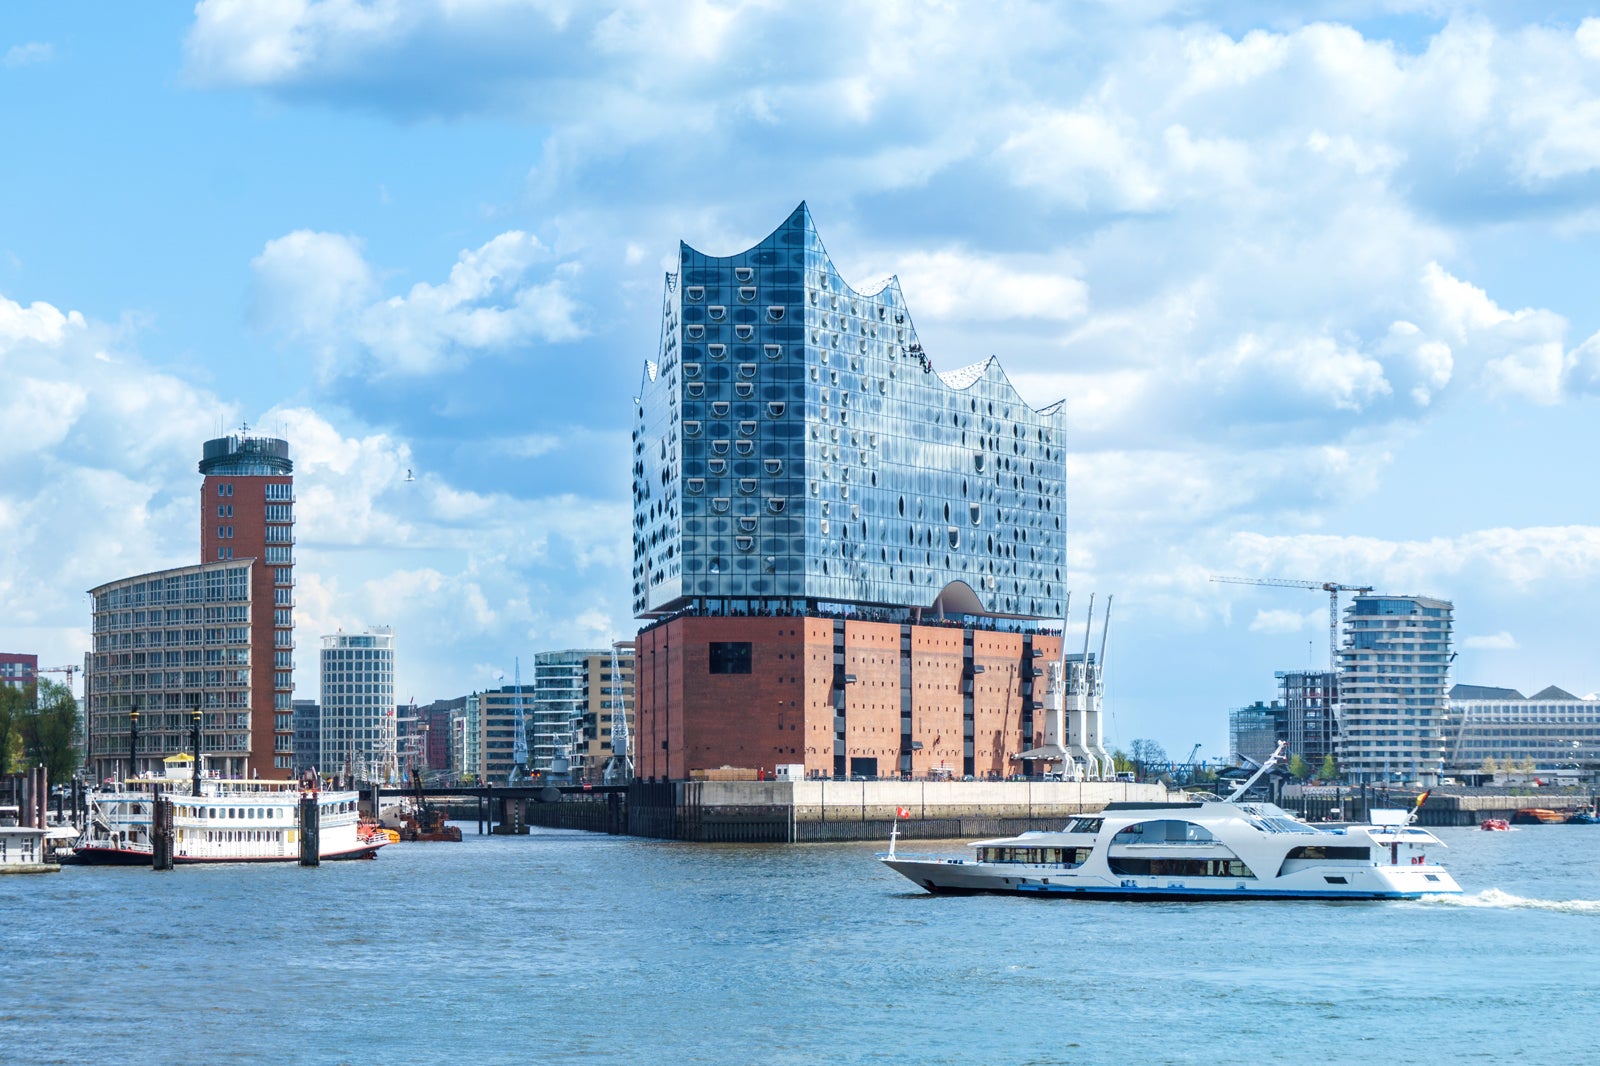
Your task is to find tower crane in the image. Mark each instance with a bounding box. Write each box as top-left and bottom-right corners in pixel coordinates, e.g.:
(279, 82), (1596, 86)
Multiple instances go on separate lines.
(1210, 576), (1372, 677)
(37, 665), (79, 693)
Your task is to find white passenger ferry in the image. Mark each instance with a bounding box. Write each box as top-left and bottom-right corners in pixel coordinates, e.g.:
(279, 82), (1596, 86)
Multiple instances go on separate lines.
(70, 754), (388, 865)
(880, 746), (1462, 901)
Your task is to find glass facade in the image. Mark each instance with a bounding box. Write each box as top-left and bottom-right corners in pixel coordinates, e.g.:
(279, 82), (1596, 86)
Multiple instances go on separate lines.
(633, 203), (1066, 621)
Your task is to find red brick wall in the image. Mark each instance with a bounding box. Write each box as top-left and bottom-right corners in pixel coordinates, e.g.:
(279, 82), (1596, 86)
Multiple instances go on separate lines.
(633, 616), (1062, 780)
(201, 473), (292, 779)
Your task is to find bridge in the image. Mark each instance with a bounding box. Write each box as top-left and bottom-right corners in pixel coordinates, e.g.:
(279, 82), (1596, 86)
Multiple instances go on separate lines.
(364, 782), (628, 835)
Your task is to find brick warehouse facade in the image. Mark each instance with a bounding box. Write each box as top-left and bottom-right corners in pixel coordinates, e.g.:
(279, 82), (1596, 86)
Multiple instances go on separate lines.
(634, 616), (1063, 780)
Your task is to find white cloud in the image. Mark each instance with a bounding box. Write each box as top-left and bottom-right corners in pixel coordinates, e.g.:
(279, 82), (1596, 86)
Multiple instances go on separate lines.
(1464, 631), (1519, 650)
(888, 249), (1088, 323)
(3, 42), (53, 67)
(251, 229), (585, 379)
(1222, 527), (1600, 594)
(1249, 608), (1320, 635)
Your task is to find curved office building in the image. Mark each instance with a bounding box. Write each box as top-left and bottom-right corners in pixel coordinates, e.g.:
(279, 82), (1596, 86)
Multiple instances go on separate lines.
(633, 203), (1066, 622)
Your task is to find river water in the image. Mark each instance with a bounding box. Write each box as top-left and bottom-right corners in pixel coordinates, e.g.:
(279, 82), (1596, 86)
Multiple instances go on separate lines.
(4, 824), (1598, 1064)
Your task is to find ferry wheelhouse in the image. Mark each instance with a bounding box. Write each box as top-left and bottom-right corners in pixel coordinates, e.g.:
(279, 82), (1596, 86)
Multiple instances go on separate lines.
(880, 745), (1462, 901)
(71, 754), (387, 865)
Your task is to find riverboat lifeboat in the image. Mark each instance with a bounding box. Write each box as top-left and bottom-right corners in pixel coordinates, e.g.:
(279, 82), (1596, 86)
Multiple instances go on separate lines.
(68, 755), (388, 865)
(879, 744), (1462, 901)
(1480, 818), (1512, 832)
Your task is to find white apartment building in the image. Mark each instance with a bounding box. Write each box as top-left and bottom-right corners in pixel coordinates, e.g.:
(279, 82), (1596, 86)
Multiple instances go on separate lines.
(1336, 594), (1453, 785)
(319, 627), (396, 782)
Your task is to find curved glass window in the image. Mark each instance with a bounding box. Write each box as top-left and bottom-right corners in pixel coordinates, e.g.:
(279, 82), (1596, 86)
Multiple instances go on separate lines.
(686, 286), (704, 301)
(735, 267), (753, 282)
(767, 307), (785, 322)
(735, 324), (754, 339)
(707, 305), (726, 321)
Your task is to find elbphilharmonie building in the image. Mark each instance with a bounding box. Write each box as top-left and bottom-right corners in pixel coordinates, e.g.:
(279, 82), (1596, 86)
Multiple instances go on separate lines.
(633, 203), (1066, 621)
(631, 205), (1073, 782)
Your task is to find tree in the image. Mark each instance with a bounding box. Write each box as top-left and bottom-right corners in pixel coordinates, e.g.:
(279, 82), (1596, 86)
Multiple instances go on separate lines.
(0, 683), (26, 775)
(1317, 754), (1338, 781)
(1108, 747), (1133, 773)
(18, 680), (80, 783)
(1129, 739), (1168, 770)
(1287, 754), (1311, 780)
(1480, 757), (1499, 775)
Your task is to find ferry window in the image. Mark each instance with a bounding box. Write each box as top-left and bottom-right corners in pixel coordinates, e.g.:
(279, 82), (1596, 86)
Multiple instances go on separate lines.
(709, 642), (753, 675)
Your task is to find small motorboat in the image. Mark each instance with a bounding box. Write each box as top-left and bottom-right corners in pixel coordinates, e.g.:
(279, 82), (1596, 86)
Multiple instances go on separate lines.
(1480, 818), (1512, 831)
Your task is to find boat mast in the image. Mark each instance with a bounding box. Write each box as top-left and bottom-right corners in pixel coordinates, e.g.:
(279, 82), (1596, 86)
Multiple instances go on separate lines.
(1225, 741), (1287, 803)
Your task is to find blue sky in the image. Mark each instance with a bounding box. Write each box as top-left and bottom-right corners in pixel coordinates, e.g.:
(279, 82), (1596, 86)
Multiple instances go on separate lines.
(5, 1), (1600, 760)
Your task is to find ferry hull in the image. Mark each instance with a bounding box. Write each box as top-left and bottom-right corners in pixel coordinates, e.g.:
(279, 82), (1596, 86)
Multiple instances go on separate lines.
(66, 841), (387, 866)
(881, 857), (1461, 901)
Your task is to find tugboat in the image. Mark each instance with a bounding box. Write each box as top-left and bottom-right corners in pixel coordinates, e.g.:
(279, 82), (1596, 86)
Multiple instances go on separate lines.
(1566, 801), (1600, 825)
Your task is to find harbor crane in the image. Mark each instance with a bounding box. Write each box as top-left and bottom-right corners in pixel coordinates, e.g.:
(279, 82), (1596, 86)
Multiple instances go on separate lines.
(1210, 576), (1372, 678)
(508, 657), (530, 786)
(606, 643), (633, 784)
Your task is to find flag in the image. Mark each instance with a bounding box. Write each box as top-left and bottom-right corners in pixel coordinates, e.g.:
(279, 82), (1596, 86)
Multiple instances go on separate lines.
(896, 806), (910, 819)
(1413, 789), (1431, 810)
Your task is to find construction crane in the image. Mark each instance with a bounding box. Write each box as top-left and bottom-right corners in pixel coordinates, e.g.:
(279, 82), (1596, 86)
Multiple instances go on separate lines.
(508, 657), (529, 786)
(38, 665), (78, 693)
(1210, 576), (1373, 677)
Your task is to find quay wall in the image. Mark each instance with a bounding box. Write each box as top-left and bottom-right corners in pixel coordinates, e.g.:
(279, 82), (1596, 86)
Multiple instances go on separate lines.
(523, 779), (1170, 843)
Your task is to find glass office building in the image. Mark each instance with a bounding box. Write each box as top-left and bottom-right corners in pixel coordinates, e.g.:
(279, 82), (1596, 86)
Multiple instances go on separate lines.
(633, 203), (1066, 622)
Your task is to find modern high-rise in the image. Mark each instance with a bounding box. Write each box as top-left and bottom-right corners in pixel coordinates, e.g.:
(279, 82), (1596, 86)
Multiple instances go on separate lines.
(632, 204), (1069, 780)
(524, 647), (637, 781)
(86, 433), (296, 780)
(531, 650), (595, 774)
(318, 627), (396, 782)
(1336, 594), (1453, 784)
